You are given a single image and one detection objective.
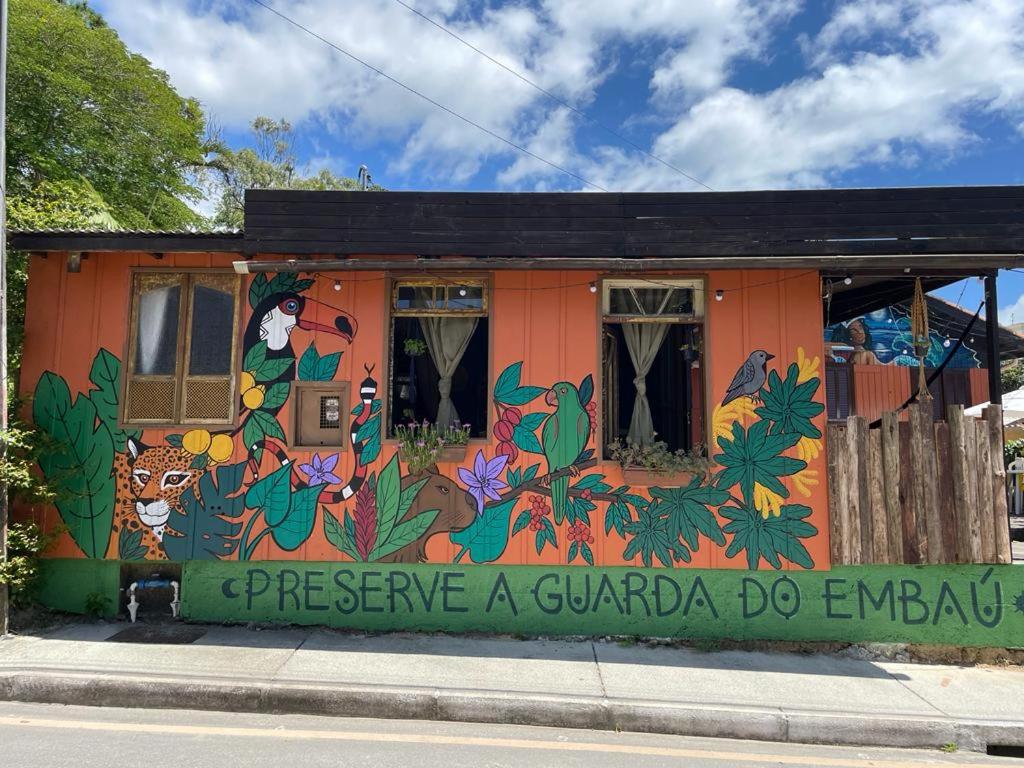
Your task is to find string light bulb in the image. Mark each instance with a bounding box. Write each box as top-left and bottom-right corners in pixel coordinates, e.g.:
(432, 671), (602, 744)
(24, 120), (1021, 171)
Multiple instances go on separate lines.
(458, 286), (467, 297)
(333, 279), (342, 292)
(589, 282), (597, 293)
(843, 274), (853, 286)
(714, 289), (724, 302)
(943, 338), (951, 348)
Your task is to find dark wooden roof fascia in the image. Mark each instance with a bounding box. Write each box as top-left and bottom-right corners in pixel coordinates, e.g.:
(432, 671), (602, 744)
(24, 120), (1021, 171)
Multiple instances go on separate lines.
(243, 186), (1024, 261)
(8, 231), (244, 253)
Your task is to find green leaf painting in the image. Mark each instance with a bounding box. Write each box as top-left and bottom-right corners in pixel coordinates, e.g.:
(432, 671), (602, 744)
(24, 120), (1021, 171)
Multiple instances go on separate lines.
(243, 340), (294, 382)
(118, 528), (148, 561)
(165, 461), (248, 560)
(373, 454), (403, 545)
(720, 504), (818, 570)
(260, 383), (291, 410)
(714, 420), (804, 506)
(369, 508), (440, 561)
(323, 507), (359, 560)
(756, 363), (825, 439)
(649, 478), (729, 553)
(272, 483), (325, 551)
(493, 362), (545, 406)
(622, 501), (673, 568)
(512, 424), (543, 454)
(33, 370), (115, 558)
(451, 498), (518, 564)
(244, 463), (292, 524)
(298, 341), (341, 381)
(87, 348), (140, 451)
(249, 272), (315, 309)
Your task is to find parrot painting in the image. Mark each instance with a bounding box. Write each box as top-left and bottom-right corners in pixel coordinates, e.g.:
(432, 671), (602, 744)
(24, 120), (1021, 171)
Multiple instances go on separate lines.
(541, 381), (591, 522)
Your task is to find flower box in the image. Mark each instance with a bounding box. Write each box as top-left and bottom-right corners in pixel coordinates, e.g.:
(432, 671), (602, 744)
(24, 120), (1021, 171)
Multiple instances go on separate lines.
(620, 467), (707, 487)
(399, 444), (467, 466)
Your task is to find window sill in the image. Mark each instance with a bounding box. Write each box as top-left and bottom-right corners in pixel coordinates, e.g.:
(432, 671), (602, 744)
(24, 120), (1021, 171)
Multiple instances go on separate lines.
(619, 467), (710, 487)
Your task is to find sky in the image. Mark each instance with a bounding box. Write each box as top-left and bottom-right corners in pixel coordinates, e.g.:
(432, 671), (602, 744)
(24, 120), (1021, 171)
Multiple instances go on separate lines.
(90, 0), (1024, 323)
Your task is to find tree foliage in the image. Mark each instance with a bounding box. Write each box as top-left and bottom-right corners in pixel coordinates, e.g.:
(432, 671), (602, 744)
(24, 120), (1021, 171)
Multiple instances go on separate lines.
(8, 0), (211, 229)
(209, 117), (382, 229)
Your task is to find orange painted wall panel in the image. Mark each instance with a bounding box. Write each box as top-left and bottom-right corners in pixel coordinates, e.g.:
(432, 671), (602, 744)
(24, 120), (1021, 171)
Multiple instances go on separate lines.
(968, 368), (989, 406)
(19, 259), (830, 572)
(851, 365), (912, 424)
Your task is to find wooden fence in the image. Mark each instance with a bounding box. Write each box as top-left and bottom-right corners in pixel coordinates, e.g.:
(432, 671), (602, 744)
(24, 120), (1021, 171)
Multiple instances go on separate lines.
(826, 404), (1011, 565)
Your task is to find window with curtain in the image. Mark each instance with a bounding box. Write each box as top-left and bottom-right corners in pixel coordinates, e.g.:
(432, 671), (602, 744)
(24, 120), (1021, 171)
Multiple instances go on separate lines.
(601, 279), (705, 453)
(387, 279), (489, 438)
(123, 271), (240, 425)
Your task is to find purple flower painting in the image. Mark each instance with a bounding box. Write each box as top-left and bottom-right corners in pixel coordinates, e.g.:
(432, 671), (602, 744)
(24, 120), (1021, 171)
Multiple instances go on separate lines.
(458, 449), (510, 516)
(298, 452), (342, 486)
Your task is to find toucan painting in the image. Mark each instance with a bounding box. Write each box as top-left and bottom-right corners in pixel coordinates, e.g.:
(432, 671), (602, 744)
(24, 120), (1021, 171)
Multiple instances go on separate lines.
(243, 290), (358, 389)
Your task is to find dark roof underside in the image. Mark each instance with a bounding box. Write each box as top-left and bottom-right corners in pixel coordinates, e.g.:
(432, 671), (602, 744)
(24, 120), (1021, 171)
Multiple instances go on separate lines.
(243, 186), (1024, 259)
(8, 230), (243, 253)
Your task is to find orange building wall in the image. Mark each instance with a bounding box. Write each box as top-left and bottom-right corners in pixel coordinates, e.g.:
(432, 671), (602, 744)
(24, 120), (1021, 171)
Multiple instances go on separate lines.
(19, 255), (830, 572)
(851, 364), (913, 424)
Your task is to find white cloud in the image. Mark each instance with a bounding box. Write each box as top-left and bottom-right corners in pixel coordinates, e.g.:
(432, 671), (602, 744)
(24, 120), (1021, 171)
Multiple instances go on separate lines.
(1000, 293), (1024, 326)
(93, 0), (1024, 193)
(580, 0), (1024, 191)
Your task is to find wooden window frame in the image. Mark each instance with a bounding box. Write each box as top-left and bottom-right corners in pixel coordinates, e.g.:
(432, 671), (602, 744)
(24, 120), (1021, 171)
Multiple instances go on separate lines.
(602, 277), (705, 323)
(597, 275), (710, 460)
(121, 268), (242, 428)
(382, 274), (493, 443)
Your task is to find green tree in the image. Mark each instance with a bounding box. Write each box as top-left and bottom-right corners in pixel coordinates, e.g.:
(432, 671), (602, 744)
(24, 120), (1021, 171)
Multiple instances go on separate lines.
(1001, 362), (1024, 394)
(209, 117), (381, 229)
(7, 0), (211, 229)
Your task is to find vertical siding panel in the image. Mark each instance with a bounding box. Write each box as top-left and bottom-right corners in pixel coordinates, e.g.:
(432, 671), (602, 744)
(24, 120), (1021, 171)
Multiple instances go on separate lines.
(491, 270), (529, 566)
(706, 269), (745, 570)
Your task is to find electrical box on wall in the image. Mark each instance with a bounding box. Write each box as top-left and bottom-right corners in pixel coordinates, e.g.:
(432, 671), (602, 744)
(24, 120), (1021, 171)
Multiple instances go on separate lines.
(292, 381), (349, 449)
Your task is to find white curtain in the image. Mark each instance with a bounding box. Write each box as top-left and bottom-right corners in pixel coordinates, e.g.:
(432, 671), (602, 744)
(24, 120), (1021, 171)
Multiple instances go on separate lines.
(419, 316), (479, 428)
(622, 322), (670, 446)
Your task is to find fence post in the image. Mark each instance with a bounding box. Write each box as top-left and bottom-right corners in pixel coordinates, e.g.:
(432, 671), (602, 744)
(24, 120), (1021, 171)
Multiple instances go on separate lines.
(846, 415), (867, 564)
(975, 416), (996, 562)
(948, 405), (972, 563)
(826, 424), (846, 565)
(916, 404), (943, 563)
(880, 411), (903, 563)
(933, 419), (958, 561)
(906, 404), (928, 563)
(868, 427), (888, 563)
(985, 405), (1012, 564)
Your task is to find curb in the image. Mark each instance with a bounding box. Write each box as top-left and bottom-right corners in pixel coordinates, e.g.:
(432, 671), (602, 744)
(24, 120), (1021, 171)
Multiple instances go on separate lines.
(1, 670), (1022, 753)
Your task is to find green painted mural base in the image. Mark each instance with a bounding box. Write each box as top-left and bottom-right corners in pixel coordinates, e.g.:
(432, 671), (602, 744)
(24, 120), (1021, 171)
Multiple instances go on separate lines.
(179, 562), (1024, 648)
(37, 559), (120, 618)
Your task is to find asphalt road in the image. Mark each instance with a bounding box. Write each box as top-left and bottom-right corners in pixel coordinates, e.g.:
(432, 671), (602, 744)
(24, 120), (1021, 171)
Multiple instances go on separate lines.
(0, 701), (1019, 768)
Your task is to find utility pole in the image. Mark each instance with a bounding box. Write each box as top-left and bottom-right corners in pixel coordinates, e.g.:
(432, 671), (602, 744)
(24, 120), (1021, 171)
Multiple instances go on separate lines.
(0, 0), (9, 637)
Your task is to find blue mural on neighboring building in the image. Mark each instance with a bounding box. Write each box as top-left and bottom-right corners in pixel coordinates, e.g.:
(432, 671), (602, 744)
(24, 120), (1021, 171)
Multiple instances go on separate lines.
(825, 307), (981, 368)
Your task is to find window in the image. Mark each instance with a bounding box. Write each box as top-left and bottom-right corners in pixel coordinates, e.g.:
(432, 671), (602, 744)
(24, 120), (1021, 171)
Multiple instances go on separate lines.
(601, 279), (705, 453)
(825, 361), (854, 421)
(123, 271), (240, 425)
(388, 278), (489, 438)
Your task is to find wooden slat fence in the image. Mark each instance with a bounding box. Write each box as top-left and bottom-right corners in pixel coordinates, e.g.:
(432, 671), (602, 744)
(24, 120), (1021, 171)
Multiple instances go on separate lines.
(827, 404), (1011, 565)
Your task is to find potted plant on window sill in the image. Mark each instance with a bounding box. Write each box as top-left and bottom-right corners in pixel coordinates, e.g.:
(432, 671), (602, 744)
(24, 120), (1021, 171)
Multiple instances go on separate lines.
(608, 439), (711, 486)
(395, 421), (472, 473)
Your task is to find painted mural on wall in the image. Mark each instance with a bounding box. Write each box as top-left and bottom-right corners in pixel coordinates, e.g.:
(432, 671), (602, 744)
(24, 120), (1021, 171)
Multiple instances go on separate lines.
(825, 307), (981, 367)
(32, 273), (826, 571)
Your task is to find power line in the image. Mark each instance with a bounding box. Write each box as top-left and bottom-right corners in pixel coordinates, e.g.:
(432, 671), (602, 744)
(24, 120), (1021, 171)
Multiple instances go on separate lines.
(247, 0), (609, 192)
(390, 0), (714, 192)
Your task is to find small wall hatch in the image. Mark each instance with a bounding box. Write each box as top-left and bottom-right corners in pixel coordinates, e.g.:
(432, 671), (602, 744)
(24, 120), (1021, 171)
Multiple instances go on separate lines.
(292, 381), (349, 449)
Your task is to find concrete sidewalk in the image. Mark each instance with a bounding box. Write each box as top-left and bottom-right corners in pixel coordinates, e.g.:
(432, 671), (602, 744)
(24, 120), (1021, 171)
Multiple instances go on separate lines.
(1, 622), (1022, 753)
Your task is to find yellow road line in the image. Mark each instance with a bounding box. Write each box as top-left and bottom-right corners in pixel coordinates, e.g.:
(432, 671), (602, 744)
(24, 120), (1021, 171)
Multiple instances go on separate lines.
(0, 715), (1002, 768)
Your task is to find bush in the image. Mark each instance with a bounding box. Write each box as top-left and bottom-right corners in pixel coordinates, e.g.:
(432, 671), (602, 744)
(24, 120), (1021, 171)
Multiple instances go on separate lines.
(0, 522), (59, 608)
(1005, 438), (1024, 468)
(607, 438), (710, 473)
